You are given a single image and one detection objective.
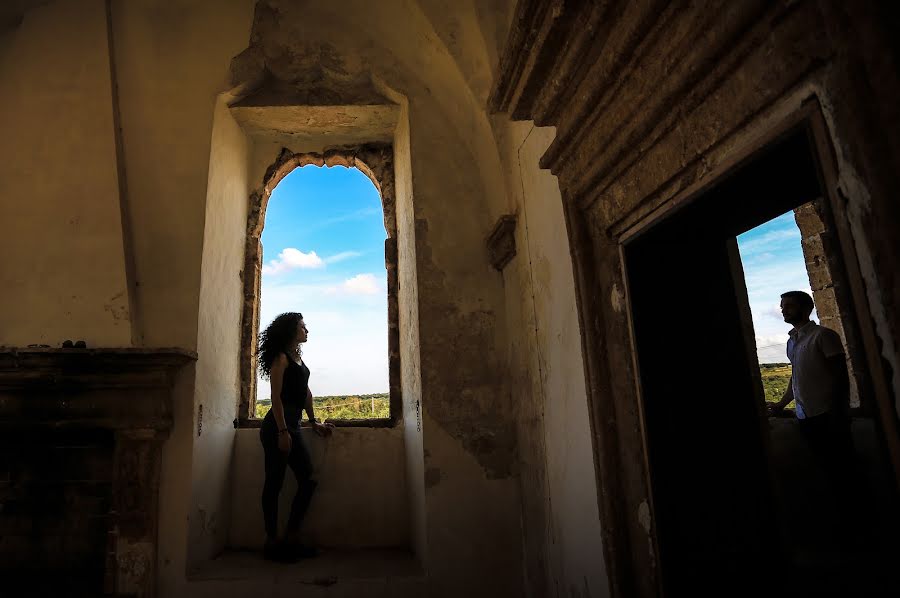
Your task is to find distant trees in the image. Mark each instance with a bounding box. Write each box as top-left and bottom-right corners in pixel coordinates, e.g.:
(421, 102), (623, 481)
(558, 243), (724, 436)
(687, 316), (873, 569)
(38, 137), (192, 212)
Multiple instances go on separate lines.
(759, 363), (794, 408)
(255, 393), (389, 420)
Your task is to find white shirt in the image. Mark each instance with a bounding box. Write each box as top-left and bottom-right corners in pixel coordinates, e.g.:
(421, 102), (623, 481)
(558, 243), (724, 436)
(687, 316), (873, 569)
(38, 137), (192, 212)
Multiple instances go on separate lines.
(786, 321), (845, 419)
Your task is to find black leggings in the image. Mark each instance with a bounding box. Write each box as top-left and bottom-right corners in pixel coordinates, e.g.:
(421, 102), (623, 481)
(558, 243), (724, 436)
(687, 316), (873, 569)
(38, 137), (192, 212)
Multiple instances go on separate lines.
(260, 411), (317, 540)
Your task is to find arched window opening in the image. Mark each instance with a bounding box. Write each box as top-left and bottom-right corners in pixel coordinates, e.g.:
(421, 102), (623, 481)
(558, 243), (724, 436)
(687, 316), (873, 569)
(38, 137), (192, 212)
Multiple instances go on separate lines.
(255, 165), (388, 421)
(238, 146), (400, 427)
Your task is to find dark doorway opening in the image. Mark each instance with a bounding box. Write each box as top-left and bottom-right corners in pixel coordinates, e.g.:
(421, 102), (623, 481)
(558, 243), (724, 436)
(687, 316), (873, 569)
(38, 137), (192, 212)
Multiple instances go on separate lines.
(624, 126), (900, 595)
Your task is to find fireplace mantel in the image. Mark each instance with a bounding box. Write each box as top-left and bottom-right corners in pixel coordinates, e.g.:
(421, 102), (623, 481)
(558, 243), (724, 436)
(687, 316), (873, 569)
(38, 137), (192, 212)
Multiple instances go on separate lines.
(0, 347), (196, 597)
(0, 347), (196, 430)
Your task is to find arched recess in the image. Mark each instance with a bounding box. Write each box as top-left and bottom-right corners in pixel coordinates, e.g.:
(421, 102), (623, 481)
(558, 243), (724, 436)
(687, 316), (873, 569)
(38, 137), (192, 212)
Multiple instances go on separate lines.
(237, 144), (401, 425)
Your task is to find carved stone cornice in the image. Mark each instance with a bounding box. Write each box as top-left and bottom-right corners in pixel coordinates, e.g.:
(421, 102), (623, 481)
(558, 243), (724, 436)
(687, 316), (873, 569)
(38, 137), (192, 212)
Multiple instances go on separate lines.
(0, 347), (196, 430)
(489, 1), (824, 210)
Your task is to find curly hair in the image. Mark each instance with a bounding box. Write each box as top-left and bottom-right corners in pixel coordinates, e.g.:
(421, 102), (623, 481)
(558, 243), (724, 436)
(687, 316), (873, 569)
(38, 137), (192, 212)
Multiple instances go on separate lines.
(258, 312), (303, 379)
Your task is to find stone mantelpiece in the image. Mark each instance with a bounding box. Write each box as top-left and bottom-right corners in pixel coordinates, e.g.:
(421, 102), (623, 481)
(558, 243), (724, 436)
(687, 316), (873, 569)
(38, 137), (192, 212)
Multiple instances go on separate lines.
(0, 347), (196, 597)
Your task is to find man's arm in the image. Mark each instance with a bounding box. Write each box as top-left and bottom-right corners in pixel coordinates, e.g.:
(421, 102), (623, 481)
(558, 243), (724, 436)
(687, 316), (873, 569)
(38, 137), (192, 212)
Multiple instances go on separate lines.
(768, 375), (794, 414)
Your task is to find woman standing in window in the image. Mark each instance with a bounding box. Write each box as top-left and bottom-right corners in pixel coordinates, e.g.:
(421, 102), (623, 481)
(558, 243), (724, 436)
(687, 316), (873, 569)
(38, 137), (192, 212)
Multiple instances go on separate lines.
(257, 312), (333, 562)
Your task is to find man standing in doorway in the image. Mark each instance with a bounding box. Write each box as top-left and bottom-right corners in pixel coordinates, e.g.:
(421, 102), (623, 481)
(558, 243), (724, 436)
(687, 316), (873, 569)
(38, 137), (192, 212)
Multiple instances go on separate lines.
(768, 290), (859, 541)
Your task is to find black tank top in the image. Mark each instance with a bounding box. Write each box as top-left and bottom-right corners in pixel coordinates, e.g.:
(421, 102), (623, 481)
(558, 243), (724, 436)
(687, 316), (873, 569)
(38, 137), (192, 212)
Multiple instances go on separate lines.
(280, 351), (310, 409)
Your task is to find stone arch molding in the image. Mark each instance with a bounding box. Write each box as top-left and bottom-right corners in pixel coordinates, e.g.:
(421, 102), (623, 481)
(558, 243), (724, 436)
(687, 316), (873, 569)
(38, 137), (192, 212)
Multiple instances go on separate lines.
(238, 144), (401, 424)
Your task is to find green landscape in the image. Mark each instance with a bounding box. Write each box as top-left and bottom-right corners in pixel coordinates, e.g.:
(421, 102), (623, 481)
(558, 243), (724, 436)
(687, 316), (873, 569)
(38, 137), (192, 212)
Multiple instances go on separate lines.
(255, 365), (791, 421)
(760, 363), (795, 408)
(255, 393), (390, 420)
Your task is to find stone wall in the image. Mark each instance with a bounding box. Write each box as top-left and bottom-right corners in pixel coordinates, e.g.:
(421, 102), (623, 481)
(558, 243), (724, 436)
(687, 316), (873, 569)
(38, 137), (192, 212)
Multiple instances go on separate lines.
(794, 202), (862, 407)
(493, 119), (610, 598)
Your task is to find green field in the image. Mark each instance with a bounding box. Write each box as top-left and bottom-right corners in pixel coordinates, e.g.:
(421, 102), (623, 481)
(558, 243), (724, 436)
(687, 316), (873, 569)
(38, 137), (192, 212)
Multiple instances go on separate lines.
(759, 363), (794, 408)
(256, 364), (792, 421)
(255, 393), (390, 420)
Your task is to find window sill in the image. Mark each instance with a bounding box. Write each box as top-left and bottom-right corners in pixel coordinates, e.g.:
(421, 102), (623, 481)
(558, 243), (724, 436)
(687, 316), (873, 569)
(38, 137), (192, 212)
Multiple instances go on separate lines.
(237, 417), (395, 429)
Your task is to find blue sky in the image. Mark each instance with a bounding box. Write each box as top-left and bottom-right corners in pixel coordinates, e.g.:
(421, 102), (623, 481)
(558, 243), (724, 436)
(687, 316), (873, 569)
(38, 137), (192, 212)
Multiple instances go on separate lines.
(258, 165), (388, 398)
(736, 210), (818, 363)
(257, 169), (811, 397)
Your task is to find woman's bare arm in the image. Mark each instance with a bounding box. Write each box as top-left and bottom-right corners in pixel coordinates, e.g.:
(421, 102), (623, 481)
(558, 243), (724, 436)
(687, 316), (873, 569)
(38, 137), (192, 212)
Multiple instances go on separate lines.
(305, 386), (316, 423)
(269, 354), (289, 431)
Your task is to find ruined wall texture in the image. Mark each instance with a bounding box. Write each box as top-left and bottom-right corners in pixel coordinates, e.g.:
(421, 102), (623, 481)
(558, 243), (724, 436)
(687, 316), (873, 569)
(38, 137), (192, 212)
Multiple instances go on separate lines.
(794, 202), (862, 407)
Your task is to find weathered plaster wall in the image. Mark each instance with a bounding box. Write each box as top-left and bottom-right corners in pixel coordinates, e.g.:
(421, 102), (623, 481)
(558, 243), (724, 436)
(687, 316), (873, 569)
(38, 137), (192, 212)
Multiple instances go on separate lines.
(189, 99), (251, 564)
(110, 0), (255, 349)
(229, 427), (409, 549)
(107, 2), (257, 594)
(386, 94), (427, 562)
(0, 0), (131, 347)
(495, 120), (609, 598)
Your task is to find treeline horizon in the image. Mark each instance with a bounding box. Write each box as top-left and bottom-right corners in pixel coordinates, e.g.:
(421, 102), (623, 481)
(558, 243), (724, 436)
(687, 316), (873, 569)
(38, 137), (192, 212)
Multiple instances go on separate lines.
(255, 392), (390, 419)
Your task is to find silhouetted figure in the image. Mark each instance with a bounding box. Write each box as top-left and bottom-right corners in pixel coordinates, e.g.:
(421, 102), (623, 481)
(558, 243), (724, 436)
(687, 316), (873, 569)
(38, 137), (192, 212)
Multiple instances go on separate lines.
(768, 290), (859, 545)
(257, 312), (333, 562)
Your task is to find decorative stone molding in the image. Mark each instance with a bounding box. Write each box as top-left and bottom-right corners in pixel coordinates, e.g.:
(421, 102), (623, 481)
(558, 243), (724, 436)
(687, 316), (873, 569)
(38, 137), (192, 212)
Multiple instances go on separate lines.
(486, 215), (517, 271)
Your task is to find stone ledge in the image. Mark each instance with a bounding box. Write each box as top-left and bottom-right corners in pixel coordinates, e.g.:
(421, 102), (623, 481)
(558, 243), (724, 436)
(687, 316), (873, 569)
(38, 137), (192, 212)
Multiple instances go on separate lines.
(0, 347), (195, 385)
(0, 347), (196, 430)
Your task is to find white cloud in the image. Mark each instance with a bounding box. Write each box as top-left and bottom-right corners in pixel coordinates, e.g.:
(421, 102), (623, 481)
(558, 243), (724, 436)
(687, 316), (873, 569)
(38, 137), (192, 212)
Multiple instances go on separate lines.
(261, 248), (364, 275)
(262, 248), (324, 275)
(339, 273), (380, 295)
(738, 227), (800, 254)
(257, 281), (389, 396)
(323, 251), (362, 265)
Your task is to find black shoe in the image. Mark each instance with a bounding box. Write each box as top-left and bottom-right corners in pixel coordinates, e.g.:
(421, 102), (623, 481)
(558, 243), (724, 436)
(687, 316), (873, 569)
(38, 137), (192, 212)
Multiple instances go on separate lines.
(263, 540), (286, 562)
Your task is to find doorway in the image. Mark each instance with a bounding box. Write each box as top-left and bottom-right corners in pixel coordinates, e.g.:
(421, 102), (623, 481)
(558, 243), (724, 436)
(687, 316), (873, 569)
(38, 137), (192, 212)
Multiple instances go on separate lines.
(624, 124), (900, 595)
